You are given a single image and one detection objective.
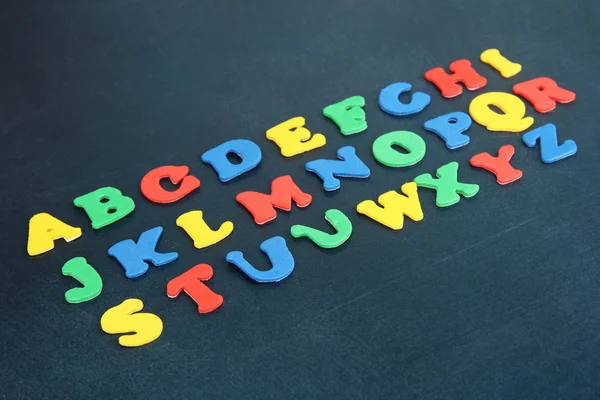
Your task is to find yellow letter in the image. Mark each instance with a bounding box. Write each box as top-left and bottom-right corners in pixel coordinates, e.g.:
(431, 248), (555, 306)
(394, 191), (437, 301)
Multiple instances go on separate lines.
(266, 117), (326, 157)
(469, 92), (534, 132)
(176, 210), (233, 249)
(27, 213), (82, 256)
(100, 298), (163, 347)
(480, 49), (521, 78)
(356, 182), (423, 230)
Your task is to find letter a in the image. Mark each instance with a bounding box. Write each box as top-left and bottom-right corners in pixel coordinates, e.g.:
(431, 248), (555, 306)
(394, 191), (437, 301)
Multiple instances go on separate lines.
(27, 213), (82, 256)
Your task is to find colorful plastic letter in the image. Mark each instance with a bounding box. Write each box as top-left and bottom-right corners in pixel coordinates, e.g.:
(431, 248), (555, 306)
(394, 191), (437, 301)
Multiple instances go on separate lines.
(469, 92), (534, 132)
(513, 77), (576, 113)
(266, 117), (326, 157)
(176, 210), (233, 249)
(201, 139), (262, 182)
(372, 130), (426, 168)
(100, 298), (163, 347)
(470, 145), (523, 185)
(356, 182), (423, 230)
(226, 236), (294, 283)
(424, 112), (472, 149)
(108, 226), (178, 279)
(424, 59), (487, 98)
(236, 175), (312, 225)
(415, 162), (479, 207)
(167, 264), (223, 313)
(378, 82), (431, 116)
(480, 49), (522, 78)
(522, 123), (577, 163)
(305, 146), (370, 191)
(27, 213), (82, 256)
(323, 96), (367, 135)
(73, 187), (135, 229)
(140, 165), (200, 203)
(62, 257), (103, 304)
(290, 209), (352, 248)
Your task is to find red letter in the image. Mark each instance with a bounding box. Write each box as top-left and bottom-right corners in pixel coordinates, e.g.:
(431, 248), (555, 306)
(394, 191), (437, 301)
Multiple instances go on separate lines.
(167, 264), (223, 313)
(424, 59), (487, 98)
(236, 175), (312, 225)
(140, 165), (200, 203)
(470, 145), (523, 185)
(512, 77), (576, 113)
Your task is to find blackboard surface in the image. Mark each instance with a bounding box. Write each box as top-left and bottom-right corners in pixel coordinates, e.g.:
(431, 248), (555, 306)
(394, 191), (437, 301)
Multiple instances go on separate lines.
(2, 1), (599, 399)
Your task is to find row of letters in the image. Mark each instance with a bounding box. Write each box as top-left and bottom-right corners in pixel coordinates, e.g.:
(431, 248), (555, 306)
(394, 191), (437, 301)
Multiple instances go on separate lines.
(27, 48), (577, 346)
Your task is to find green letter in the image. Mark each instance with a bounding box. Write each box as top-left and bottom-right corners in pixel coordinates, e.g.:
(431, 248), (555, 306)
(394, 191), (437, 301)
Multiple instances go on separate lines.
(323, 96), (367, 135)
(290, 209), (352, 249)
(372, 130), (426, 167)
(414, 162), (479, 207)
(62, 257), (103, 304)
(74, 186), (135, 229)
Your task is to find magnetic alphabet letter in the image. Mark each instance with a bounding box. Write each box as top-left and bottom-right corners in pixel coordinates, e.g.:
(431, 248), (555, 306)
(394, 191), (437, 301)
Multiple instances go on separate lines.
(290, 209), (352, 248)
(423, 112), (472, 150)
(226, 236), (295, 283)
(323, 96), (367, 135)
(236, 175), (312, 225)
(522, 123), (578, 163)
(469, 92), (534, 132)
(470, 145), (523, 185)
(100, 299), (163, 347)
(266, 117), (326, 157)
(424, 59), (487, 98)
(513, 77), (576, 113)
(415, 162), (479, 207)
(27, 213), (82, 256)
(378, 82), (431, 116)
(167, 264), (223, 313)
(108, 226), (179, 279)
(201, 139), (262, 182)
(305, 146), (370, 191)
(140, 165), (200, 203)
(357, 182), (423, 230)
(73, 187), (135, 229)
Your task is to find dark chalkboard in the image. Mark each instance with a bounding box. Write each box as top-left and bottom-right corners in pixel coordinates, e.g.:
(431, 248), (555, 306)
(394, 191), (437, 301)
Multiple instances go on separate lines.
(2, 1), (599, 399)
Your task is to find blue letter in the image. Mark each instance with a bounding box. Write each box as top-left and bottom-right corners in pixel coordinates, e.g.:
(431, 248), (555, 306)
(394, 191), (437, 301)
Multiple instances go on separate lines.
(378, 82), (431, 116)
(522, 123), (577, 163)
(305, 146), (370, 191)
(201, 139), (262, 182)
(108, 227), (178, 279)
(424, 112), (472, 150)
(226, 236), (294, 283)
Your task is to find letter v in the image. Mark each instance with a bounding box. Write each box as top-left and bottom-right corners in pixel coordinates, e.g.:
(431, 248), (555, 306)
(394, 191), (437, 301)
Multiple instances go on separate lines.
(290, 209), (352, 248)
